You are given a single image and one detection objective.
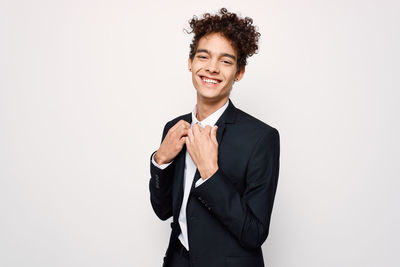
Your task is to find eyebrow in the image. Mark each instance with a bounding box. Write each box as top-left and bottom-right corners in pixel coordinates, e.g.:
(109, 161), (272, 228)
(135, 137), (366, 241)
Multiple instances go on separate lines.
(196, 49), (237, 60)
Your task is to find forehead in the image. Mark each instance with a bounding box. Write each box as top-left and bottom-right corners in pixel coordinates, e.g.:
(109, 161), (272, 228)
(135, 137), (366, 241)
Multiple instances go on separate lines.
(196, 32), (237, 57)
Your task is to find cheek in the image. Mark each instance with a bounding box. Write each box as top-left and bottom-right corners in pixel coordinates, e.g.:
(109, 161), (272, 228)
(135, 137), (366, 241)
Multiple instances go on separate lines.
(192, 74), (198, 83)
(191, 61), (203, 70)
(225, 73), (237, 84)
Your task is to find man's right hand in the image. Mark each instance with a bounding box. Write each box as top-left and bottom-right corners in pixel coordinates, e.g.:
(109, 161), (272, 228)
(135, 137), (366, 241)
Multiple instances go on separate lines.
(155, 120), (190, 165)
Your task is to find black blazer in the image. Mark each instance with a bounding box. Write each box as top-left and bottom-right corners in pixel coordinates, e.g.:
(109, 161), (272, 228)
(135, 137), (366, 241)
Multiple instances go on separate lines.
(149, 99), (280, 267)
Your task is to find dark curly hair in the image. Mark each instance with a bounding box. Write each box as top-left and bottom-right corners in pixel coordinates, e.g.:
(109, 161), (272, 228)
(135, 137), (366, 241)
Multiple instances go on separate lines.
(187, 8), (260, 71)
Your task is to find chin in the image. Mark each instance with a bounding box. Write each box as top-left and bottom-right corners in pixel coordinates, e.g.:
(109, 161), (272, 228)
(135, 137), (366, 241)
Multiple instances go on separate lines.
(199, 93), (218, 101)
(196, 87), (217, 97)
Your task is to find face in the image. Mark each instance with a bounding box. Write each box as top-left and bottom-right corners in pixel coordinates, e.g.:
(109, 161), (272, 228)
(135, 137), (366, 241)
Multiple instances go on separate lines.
(188, 32), (245, 104)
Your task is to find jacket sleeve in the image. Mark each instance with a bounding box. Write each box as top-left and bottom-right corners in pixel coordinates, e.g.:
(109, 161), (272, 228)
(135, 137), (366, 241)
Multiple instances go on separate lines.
(149, 121), (175, 221)
(191, 128), (280, 250)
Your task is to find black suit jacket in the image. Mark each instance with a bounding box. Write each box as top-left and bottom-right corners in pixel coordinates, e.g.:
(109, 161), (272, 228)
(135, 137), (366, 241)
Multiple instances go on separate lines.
(149, 99), (280, 267)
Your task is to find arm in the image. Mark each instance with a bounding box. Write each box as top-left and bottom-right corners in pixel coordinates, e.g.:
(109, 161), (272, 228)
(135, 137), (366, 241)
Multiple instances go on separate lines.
(191, 128), (280, 250)
(149, 119), (190, 220)
(151, 153), (173, 169)
(149, 122), (174, 221)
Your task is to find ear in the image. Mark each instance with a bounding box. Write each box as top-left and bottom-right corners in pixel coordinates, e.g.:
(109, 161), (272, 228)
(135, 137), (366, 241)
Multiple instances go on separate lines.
(188, 57), (192, 72)
(234, 66), (245, 82)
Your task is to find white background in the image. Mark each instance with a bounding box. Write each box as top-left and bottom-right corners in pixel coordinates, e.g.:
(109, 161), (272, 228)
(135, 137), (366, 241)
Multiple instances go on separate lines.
(1, 0), (399, 266)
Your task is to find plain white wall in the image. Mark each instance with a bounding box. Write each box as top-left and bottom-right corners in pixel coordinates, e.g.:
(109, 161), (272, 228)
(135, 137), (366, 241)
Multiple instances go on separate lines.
(1, 0), (399, 266)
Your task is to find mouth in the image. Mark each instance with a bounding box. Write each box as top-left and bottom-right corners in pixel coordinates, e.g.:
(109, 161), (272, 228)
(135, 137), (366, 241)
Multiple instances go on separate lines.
(200, 76), (222, 86)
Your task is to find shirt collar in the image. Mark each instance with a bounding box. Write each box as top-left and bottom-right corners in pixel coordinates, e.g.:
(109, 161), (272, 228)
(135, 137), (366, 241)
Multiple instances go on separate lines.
(191, 100), (229, 127)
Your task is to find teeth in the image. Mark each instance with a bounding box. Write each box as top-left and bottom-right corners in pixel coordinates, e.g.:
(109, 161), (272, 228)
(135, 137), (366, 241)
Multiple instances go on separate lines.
(202, 78), (219, 84)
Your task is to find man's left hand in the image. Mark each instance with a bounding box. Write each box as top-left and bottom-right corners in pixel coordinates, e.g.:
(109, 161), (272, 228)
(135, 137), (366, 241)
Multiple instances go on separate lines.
(185, 124), (219, 180)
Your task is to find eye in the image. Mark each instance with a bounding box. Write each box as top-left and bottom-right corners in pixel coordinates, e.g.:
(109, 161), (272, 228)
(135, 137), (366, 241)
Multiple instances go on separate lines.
(197, 55), (207, 59)
(222, 60), (232, 65)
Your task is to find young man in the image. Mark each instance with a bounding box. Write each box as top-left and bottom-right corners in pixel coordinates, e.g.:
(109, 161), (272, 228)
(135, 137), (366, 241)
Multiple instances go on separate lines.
(149, 8), (280, 267)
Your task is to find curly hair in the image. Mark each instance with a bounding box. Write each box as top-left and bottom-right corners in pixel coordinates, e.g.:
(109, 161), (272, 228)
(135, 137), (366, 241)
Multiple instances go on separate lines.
(187, 8), (260, 71)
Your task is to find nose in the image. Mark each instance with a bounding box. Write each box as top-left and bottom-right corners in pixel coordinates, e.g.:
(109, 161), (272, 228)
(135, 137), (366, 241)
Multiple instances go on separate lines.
(206, 59), (219, 74)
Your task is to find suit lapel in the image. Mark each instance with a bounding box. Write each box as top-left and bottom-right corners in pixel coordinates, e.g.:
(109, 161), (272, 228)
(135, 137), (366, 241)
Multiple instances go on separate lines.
(215, 120), (226, 146)
(172, 113), (192, 219)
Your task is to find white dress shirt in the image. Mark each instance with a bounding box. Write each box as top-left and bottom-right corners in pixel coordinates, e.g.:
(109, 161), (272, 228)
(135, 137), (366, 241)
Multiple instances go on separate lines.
(151, 100), (229, 250)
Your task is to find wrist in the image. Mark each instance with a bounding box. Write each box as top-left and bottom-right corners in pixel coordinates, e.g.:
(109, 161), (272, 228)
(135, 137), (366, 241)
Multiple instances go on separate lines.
(155, 151), (168, 165)
(199, 164), (219, 180)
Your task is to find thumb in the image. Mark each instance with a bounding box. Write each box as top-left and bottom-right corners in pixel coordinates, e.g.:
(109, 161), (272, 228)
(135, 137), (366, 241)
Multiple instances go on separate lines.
(211, 126), (218, 144)
(179, 136), (187, 147)
(184, 136), (190, 147)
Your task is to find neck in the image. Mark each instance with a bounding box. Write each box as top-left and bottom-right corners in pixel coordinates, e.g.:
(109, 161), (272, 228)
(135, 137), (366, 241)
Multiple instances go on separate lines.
(196, 95), (229, 121)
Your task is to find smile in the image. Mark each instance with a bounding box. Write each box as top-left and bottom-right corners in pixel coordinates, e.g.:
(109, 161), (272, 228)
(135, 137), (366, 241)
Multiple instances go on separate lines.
(200, 76), (221, 85)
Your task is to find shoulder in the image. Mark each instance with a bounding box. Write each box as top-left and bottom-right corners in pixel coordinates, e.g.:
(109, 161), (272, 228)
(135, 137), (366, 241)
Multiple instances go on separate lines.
(234, 107), (279, 138)
(231, 108), (280, 157)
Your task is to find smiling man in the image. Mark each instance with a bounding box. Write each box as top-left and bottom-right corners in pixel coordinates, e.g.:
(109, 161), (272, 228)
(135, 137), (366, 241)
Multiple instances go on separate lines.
(149, 8), (280, 267)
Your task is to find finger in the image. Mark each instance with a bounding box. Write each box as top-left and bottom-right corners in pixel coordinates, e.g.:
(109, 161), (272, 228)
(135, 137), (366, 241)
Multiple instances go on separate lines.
(172, 120), (190, 131)
(188, 128), (195, 143)
(179, 120), (191, 130)
(179, 136), (187, 147)
(177, 128), (189, 138)
(203, 125), (212, 136)
(184, 137), (192, 153)
(172, 124), (189, 140)
(171, 120), (183, 131)
(211, 126), (218, 144)
(192, 123), (201, 136)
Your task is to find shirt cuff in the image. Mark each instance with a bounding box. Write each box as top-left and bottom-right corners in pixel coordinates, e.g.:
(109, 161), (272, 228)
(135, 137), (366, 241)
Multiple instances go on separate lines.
(195, 176), (212, 187)
(151, 152), (173, 170)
